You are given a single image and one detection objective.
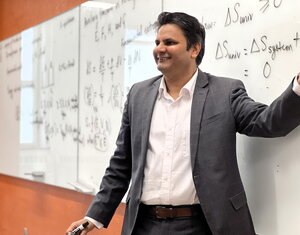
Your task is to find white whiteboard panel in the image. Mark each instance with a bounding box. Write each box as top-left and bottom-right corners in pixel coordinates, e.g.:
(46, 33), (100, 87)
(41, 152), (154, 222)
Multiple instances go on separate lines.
(19, 7), (80, 189)
(0, 34), (22, 176)
(77, 0), (162, 192)
(163, 1), (300, 234)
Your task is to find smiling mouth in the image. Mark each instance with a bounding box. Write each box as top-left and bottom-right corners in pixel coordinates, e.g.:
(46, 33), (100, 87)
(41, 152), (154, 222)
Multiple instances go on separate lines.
(157, 57), (170, 62)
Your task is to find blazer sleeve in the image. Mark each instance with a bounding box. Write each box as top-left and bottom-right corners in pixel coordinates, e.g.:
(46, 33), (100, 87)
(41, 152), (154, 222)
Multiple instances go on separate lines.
(231, 78), (300, 137)
(85, 87), (133, 228)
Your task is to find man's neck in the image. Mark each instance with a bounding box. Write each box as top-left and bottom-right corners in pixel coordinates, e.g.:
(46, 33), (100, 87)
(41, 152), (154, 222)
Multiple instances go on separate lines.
(164, 68), (197, 99)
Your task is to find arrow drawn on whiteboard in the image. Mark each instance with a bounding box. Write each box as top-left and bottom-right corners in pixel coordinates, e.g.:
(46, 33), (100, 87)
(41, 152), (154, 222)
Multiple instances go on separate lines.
(259, 0), (270, 13)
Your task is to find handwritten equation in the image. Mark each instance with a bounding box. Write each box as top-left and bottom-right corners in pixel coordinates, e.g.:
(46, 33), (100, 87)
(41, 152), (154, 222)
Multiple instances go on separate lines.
(33, 94), (79, 142)
(225, 0), (284, 28)
(1, 35), (22, 123)
(3, 36), (22, 76)
(215, 32), (298, 77)
(84, 115), (112, 152)
(200, 0), (300, 79)
(79, 0), (158, 154)
(44, 121), (81, 142)
(83, 2), (156, 47)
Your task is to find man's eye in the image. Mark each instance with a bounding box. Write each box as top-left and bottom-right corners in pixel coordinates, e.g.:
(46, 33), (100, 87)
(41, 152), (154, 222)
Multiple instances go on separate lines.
(165, 41), (176, 45)
(155, 41), (160, 46)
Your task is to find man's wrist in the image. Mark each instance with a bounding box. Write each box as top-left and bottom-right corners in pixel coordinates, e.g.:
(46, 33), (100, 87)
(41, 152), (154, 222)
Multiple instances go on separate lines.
(84, 216), (104, 229)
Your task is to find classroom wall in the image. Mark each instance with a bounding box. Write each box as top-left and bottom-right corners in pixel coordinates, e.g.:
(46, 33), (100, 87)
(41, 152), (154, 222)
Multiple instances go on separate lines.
(0, 174), (125, 235)
(0, 0), (125, 234)
(0, 0), (86, 40)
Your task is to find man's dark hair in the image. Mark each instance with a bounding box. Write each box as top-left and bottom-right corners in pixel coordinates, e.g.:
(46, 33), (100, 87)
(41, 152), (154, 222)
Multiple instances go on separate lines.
(155, 12), (206, 66)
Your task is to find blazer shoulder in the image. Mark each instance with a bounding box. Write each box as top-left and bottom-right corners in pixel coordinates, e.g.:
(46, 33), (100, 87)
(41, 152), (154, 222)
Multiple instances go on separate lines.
(125, 75), (161, 107)
(132, 74), (162, 88)
(202, 72), (245, 91)
(204, 72), (242, 85)
(128, 75), (162, 98)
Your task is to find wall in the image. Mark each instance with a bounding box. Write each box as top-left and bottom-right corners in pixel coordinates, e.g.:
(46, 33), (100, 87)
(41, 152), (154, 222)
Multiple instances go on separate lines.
(0, 0), (125, 234)
(0, 174), (124, 235)
(0, 0), (86, 40)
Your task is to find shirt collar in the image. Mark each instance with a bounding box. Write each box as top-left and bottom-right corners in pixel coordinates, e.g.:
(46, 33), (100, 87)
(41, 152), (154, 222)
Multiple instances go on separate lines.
(158, 69), (199, 100)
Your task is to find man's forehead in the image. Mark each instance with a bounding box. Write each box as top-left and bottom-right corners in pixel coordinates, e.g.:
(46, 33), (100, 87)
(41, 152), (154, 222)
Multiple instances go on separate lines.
(156, 24), (185, 37)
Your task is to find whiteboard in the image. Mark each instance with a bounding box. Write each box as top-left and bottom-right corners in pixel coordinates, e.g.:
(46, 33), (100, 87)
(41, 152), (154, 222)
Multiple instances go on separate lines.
(18, 7), (80, 189)
(0, 34), (22, 176)
(163, 0), (300, 234)
(77, 0), (162, 192)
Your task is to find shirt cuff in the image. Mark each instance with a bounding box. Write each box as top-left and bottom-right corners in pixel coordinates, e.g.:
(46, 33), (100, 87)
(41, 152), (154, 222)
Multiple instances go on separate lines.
(292, 74), (300, 96)
(84, 216), (104, 229)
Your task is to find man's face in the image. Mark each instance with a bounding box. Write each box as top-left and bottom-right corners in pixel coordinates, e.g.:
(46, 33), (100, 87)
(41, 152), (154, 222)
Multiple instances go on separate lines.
(153, 24), (198, 76)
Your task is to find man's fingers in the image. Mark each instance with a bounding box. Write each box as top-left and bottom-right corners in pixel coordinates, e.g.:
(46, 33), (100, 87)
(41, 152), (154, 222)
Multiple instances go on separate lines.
(66, 219), (88, 234)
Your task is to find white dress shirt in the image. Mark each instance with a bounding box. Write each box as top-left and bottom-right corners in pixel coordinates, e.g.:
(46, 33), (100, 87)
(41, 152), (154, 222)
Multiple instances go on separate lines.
(141, 70), (199, 205)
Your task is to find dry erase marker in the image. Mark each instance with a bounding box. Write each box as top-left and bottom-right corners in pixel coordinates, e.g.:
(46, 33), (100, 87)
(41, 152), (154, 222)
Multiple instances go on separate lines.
(71, 221), (89, 235)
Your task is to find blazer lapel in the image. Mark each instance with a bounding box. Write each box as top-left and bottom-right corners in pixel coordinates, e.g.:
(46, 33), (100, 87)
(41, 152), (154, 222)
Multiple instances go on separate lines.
(190, 70), (209, 169)
(140, 77), (161, 165)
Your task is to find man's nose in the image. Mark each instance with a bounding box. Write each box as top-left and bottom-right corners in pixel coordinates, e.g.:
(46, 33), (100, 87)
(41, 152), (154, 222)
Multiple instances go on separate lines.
(155, 43), (166, 53)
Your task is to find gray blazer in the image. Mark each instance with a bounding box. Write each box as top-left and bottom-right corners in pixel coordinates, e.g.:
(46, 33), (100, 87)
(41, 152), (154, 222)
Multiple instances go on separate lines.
(86, 69), (300, 235)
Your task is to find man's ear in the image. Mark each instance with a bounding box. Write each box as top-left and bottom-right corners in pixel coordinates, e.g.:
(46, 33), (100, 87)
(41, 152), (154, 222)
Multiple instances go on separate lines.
(191, 43), (201, 59)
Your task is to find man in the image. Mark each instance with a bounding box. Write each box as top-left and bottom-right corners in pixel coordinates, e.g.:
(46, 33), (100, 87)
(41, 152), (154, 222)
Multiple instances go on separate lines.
(67, 12), (300, 235)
